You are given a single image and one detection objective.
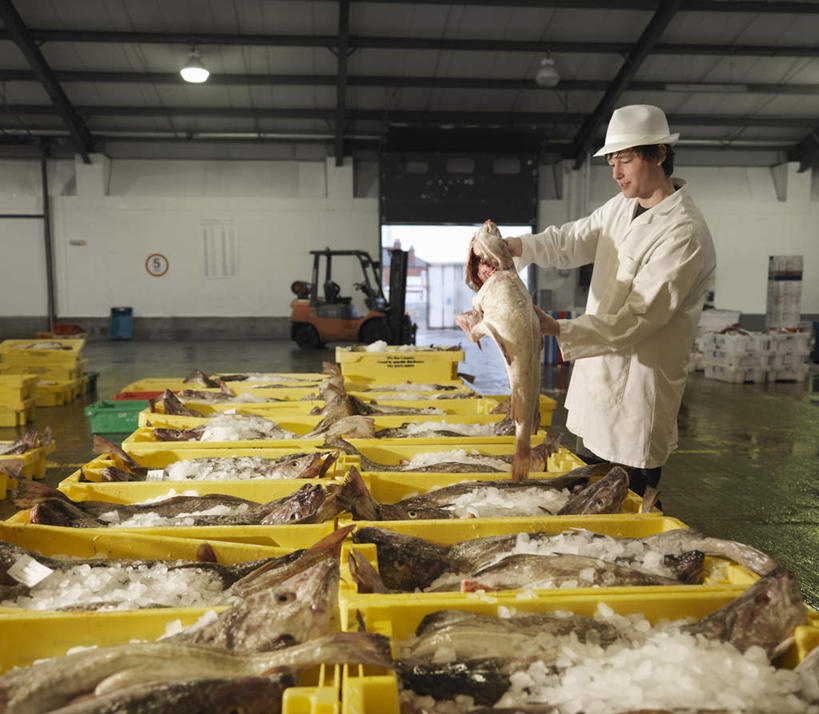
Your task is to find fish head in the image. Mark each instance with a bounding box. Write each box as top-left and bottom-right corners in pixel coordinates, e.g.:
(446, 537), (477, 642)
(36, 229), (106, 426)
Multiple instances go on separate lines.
(260, 483), (327, 524)
(465, 220), (515, 291)
(352, 527), (449, 591)
(720, 566), (807, 659)
(559, 466), (629, 515)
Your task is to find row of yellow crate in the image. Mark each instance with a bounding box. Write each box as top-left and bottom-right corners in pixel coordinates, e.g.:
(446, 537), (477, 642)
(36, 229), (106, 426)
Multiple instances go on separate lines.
(0, 358), (88, 381)
(1, 517), (816, 714)
(0, 337), (85, 366)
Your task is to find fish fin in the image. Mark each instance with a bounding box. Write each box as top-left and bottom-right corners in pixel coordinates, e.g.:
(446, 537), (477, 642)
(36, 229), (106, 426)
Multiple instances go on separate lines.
(308, 524), (355, 556)
(92, 434), (142, 471)
(322, 361), (341, 376)
(196, 542), (218, 563)
(0, 458), (24, 477)
(321, 435), (361, 456)
(13, 477), (70, 508)
(318, 451), (339, 478)
(349, 550), (391, 595)
(337, 467), (380, 520)
(641, 486), (661, 513)
(455, 310), (484, 347)
(355, 608), (367, 632)
(483, 322), (514, 366)
(457, 372), (475, 384)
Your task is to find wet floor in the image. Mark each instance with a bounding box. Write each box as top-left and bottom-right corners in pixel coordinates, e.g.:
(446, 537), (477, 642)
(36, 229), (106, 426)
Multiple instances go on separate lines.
(1, 329), (817, 606)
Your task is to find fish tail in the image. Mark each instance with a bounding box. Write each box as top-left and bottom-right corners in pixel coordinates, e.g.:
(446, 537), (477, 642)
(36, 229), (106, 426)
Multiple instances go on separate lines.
(308, 524), (354, 556)
(348, 549), (390, 594)
(511, 410), (533, 482)
(13, 477), (70, 508)
(318, 451), (339, 478)
(0, 458), (24, 477)
(337, 466), (381, 520)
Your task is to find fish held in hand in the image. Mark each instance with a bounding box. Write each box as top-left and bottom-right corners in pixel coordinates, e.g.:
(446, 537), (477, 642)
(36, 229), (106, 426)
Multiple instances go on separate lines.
(456, 220), (543, 481)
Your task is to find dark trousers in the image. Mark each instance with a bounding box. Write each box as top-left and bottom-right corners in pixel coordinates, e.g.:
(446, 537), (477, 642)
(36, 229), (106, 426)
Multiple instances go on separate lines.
(574, 437), (662, 497)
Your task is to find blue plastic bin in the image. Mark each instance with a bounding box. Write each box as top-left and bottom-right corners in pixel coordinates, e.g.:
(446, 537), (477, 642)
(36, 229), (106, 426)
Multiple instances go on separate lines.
(109, 307), (133, 340)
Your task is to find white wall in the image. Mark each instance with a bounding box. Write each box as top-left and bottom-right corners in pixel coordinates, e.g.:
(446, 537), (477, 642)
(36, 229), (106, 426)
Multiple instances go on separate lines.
(0, 156), (378, 318)
(0, 155), (815, 320)
(535, 160), (818, 316)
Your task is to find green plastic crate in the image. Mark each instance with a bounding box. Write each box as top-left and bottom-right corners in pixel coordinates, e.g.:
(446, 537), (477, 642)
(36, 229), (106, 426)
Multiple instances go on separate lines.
(84, 399), (150, 433)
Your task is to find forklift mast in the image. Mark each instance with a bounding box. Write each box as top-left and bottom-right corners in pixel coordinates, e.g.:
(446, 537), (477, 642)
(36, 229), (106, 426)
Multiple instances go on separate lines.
(387, 248), (416, 344)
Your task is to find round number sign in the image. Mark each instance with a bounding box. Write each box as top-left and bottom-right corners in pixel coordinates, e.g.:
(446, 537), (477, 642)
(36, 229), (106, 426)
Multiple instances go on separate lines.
(145, 253), (169, 277)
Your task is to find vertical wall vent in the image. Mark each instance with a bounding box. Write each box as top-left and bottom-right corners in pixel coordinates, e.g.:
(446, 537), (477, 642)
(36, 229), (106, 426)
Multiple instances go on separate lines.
(202, 221), (237, 278)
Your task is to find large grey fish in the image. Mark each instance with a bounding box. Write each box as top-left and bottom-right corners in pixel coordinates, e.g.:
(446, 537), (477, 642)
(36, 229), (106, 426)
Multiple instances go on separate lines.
(91, 451), (338, 483)
(15, 479), (342, 528)
(455, 220), (543, 481)
(0, 632), (391, 714)
(326, 433), (565, 473)
(182, 369), (221, 387)
(374, 416), (515, 439)
(337, 464), (624, 524)
(349, 527), (704, 593)
(0, 426), (52, 456)
(396, 568), (807, 706)
(458, 552), (684, 592)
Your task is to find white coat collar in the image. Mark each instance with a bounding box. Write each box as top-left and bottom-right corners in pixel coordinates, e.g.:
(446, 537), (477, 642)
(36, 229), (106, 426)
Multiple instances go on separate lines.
(628, 177), (687, 224)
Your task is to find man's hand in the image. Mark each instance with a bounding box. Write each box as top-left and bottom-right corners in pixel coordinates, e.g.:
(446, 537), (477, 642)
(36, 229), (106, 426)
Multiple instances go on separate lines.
(504, 236), (522, 258)
(532, 305), (560, 337)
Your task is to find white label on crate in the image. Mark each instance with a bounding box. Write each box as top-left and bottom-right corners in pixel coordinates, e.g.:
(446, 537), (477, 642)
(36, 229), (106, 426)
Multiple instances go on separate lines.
(7, 555), (54, 587)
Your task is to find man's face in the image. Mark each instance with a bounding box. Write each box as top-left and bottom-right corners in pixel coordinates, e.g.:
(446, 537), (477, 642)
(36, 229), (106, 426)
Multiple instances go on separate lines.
(607, 148), (665, 200)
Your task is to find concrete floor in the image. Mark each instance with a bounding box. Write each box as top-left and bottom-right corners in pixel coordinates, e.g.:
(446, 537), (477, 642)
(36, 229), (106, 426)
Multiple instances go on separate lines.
(1, 329), (817, 607)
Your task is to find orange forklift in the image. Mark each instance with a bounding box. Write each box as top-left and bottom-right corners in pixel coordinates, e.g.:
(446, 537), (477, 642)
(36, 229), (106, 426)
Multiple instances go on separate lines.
(289, 248), (416, 349)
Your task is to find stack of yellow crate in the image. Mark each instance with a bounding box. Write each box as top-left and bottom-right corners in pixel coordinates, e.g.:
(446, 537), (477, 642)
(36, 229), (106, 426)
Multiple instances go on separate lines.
(0, 374), (38, 427)
(2, 350), (815, 713)
(0, 338), (87, 408)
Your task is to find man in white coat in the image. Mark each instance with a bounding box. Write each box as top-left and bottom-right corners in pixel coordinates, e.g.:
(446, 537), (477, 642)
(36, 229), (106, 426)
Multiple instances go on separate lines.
(506, 104), (716, 495)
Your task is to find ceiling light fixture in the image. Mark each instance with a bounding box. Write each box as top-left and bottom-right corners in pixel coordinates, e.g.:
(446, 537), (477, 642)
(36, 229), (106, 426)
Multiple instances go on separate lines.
(180, 47), (209, 84)
(535, 54), (560, 88)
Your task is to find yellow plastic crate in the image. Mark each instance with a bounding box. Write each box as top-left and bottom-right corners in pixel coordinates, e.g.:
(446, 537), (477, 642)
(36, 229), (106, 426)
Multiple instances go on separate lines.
(0, 338), (84, 366)
(33, 379), (74, 407)
(6, 505), (335, 548)
(59, 447), (343, 485)
(0, 399), (35, 427)
(335, 470), (648, 527)
(121, 373), (326, 394)
(335, 346), (465, 383)
(0, 374), (39, 408)
(0, 607), (342, 712)
(123, 427), (327, 457)
(0, 359), (86, 381)
(340, 592), (817, 714)
(337, 516), (758, 613)
(0, 521), (289, 562)
(341, 443), (584, 474)
(0, 442), (52, 481)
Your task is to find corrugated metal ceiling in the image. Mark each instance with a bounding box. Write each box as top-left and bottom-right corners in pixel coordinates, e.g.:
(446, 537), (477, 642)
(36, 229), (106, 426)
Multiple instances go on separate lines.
(0, 0), (817, 166)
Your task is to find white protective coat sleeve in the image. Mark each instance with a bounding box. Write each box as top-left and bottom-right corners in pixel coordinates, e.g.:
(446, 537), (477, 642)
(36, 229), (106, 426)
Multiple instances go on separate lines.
(555, 222), (707, 362)
(512, 206), (604, 272)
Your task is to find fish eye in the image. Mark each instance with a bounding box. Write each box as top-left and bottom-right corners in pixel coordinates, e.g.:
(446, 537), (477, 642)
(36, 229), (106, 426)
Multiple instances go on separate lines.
(407, 510), (418, 519)
(226, 709), (244, 714)
(276, 591), (296, 604)
(596, 499), (604, 507)
(394, 558), (405, 569)
(289, 512), (298, 520)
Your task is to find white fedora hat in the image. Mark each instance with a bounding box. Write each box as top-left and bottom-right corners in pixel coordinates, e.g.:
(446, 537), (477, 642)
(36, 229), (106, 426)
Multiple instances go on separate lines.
(593, 104), (679, 157)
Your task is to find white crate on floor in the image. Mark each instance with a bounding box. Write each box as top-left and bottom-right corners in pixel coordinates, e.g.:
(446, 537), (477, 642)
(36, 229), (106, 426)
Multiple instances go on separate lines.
(703, 362), (767, 384)
(703, 349), (769, 369)
(768, 364), (810, 382)
(769, 331), (812, 355)
(768, 352), (808, 370)
(710, 332), (771, 354)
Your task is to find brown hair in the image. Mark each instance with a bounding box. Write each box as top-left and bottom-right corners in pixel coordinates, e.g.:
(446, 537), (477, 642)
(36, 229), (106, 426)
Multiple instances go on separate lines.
(632, 144), (675, 176)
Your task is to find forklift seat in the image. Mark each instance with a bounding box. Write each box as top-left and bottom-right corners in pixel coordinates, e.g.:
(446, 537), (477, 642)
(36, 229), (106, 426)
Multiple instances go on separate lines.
(323, 280), (351, 305)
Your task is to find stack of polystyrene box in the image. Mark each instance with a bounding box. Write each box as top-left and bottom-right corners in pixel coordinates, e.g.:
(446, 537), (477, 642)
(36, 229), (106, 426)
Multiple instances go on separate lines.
(767, 329), (812, 382)
(699, 331), (770, 384)
(689, 309), (741, 373)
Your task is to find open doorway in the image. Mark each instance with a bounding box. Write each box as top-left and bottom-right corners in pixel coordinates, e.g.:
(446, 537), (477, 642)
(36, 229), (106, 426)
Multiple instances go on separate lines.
(381, 223), (532, 330)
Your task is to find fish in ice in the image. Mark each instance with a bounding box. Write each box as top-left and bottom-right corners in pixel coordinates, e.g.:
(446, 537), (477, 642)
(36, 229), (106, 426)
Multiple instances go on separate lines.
(155, 388), (205, 417)
(373, 416), (515, 439)
(336, 464), (626, 524)
(324, 433), (563, 473)
(456, 220), (543, 481)
(14, 478), (343, 527)
(0, 426), (52, 456)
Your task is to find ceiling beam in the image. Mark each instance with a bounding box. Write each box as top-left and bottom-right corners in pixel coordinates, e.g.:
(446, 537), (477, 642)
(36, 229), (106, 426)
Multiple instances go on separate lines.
(357, 0), (819, 11)
(2, 69), (818, 95)
(335, 0), (350, 166)
(571, 0), (684, 168)
(0, 104), (811, 130)
(0, 0), (94, 162)
(1, 28), (816, 58)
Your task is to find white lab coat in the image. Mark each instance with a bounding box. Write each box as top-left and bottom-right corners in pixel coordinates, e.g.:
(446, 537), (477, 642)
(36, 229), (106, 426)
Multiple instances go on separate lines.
(515, 179), (716, 468)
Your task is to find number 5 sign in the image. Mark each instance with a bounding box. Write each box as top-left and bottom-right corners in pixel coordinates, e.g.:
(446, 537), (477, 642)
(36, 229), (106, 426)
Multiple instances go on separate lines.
(145, 253), (169, 277)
